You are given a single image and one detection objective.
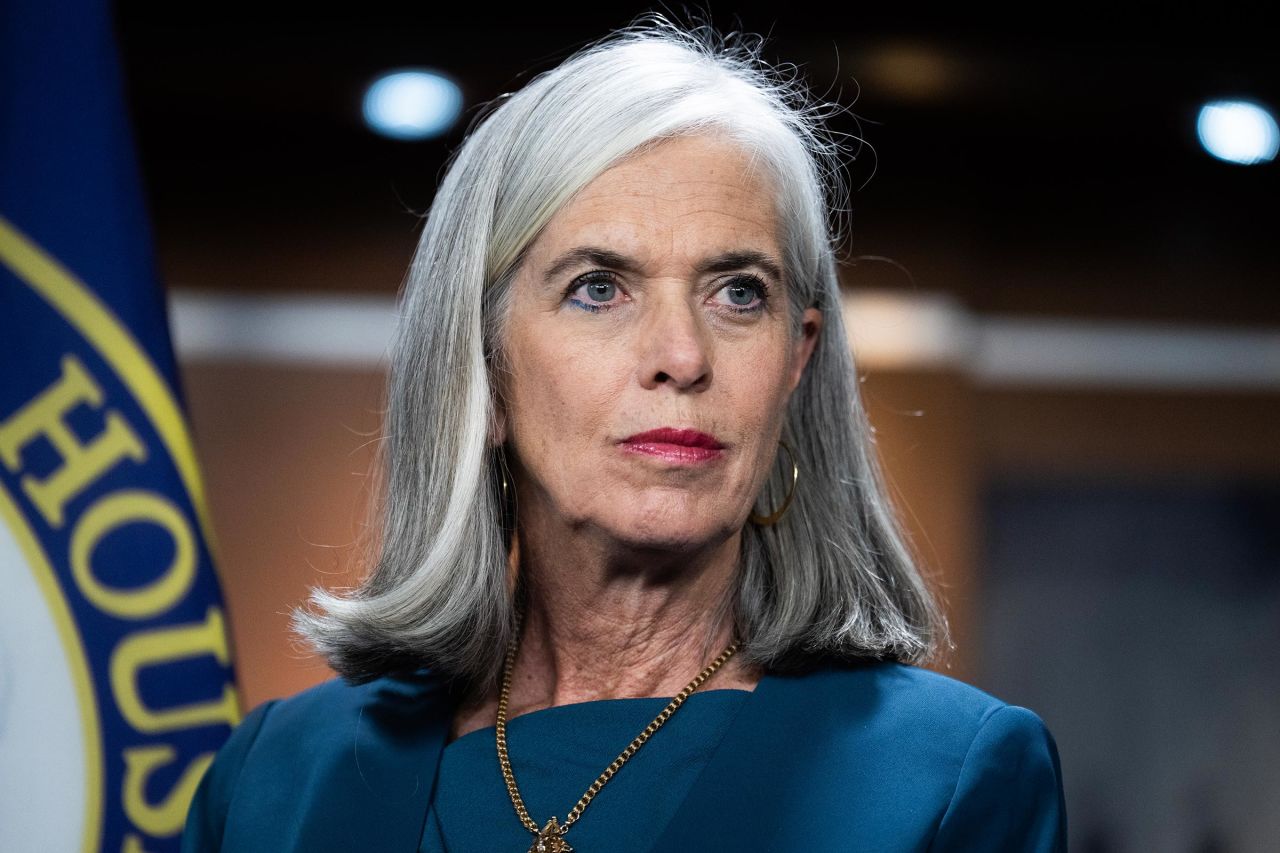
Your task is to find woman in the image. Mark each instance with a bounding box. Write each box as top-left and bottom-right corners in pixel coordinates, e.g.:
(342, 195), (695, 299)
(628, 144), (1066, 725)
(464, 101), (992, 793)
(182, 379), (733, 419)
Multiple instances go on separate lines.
(183, 15), (1067, 853)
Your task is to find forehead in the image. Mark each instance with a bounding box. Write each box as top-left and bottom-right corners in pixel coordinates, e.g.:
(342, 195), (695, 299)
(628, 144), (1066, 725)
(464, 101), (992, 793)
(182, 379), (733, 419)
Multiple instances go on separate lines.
(531, 135), (781, 260)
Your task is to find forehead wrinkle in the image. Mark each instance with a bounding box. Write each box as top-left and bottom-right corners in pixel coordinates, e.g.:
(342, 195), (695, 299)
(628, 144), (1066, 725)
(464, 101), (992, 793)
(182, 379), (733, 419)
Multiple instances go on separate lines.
(561, 207), (776, 250)
(575, 162), (771, 197)
(534, 154), (783, 283)
(576, 184), (770, 214)
(668, 205), (775, 231)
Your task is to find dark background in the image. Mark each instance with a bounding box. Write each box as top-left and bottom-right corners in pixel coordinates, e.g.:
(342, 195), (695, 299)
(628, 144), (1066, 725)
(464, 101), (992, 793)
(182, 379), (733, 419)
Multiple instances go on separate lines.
(114, 2), (1278, 323)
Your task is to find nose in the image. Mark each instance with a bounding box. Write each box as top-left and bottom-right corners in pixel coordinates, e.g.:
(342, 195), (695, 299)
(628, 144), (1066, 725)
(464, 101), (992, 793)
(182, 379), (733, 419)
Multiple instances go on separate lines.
(636, 292), (713, 392)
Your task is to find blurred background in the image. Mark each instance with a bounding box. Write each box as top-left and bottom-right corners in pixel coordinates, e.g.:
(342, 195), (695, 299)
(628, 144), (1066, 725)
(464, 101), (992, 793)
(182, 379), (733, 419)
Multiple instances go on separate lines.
(115, 4), (1278, 850)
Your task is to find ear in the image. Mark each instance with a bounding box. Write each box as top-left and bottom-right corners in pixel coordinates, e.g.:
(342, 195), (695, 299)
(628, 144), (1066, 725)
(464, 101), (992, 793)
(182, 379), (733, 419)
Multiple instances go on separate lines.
(787, 307), (823, 394)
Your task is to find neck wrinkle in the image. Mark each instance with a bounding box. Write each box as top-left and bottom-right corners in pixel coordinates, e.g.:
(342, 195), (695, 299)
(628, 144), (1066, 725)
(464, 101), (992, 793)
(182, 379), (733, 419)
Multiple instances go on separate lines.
(505, 518), (751, 716)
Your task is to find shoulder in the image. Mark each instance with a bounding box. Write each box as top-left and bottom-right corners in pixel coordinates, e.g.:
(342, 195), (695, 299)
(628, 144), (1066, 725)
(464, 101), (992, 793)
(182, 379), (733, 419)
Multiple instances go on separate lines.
(246, 665), (456, 763)
(775, 657), (1022, 738)
(181, 668), (454, 852)
(254, 666), (451, 738)
(771, 659), (1067, 850)
(218, 667), (453, 763)
(802, 658), (1061, 770)
(858, 661), (1063, 777)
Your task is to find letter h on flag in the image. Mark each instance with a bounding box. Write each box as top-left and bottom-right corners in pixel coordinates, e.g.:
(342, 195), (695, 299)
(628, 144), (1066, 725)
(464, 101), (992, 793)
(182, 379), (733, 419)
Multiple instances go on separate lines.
(0, 1), (241, 851)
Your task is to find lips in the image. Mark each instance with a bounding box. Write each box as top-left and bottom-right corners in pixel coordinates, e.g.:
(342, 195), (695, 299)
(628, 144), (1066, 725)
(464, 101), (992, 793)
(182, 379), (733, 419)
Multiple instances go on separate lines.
(623, 427), (724, 448)
(619, 427), (725, 463)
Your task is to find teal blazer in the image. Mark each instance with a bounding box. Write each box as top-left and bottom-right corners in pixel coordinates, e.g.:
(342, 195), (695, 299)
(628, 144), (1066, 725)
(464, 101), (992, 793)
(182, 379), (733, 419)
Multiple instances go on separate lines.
(182, 658), (1067, 851)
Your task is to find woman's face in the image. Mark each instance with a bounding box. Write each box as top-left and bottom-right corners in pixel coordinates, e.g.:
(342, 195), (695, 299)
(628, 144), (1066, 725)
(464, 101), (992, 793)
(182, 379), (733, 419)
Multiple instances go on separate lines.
(496, 133), (822, 553)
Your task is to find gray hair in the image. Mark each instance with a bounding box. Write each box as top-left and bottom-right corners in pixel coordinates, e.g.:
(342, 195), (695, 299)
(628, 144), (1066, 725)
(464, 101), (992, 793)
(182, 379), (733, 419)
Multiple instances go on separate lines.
(291, 13), (953, 692)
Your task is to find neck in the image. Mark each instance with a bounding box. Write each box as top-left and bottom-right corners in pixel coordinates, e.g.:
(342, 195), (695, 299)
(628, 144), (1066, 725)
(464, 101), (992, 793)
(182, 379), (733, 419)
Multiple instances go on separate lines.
(510, 533), (745, 709)
(445, 497), (765, 745)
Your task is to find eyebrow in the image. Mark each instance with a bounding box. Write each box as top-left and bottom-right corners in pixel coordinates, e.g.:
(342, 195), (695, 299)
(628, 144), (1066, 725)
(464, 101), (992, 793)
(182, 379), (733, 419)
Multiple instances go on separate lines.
(542, 245), (785, 285)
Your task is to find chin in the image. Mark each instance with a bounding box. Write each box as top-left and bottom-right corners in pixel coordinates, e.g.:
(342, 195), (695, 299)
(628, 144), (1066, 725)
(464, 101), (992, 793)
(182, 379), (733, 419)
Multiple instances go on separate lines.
(603, 508), (736, 554)
(615, 526), (710, 553)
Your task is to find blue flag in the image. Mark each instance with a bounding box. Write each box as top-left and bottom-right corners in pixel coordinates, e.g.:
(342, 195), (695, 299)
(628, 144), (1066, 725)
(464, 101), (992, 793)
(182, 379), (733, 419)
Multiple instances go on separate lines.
(0, 1), (241, 850)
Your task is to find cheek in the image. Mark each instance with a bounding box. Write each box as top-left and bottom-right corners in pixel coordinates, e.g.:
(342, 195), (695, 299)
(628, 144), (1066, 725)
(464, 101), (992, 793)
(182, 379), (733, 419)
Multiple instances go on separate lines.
(720, 340), (794, 426)
(505, 332), (626, 445)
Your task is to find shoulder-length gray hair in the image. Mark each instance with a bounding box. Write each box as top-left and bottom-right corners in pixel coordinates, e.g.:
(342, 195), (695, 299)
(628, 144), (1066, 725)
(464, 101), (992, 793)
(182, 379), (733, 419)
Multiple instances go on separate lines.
(292, 13), (952, 692)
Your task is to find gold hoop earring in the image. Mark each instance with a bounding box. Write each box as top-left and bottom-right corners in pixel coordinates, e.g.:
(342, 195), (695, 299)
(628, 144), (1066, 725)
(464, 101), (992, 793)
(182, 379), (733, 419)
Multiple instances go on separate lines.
(498, 466), (518, 566)
(749, 439), (798, 526)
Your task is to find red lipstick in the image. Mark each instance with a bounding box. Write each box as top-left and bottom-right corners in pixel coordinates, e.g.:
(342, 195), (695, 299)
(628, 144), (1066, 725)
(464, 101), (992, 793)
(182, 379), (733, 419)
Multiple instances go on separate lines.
(620, 427), (725, 464)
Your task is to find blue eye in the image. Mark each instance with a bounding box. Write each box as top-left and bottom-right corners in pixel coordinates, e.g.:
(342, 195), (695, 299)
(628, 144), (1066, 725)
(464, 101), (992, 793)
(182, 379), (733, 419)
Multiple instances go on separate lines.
(716, 276), (768, 313)
(567, 273), (621, 312)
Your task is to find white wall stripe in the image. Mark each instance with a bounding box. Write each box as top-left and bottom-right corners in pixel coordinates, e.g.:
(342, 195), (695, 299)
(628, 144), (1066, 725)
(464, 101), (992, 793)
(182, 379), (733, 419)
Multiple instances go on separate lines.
(169, 290), (398, 367)
(169, 287), (1280, 390)
(973, 316), (1280, 390)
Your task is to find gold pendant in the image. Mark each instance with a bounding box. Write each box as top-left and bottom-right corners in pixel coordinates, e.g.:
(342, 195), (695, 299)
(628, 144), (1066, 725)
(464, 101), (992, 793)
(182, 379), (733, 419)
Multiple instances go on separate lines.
(527, 817), (574, 853)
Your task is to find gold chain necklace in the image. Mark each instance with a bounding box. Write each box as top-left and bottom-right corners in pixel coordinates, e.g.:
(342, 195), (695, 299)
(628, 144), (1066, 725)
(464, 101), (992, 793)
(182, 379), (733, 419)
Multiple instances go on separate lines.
(494, 605), (740, 853)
